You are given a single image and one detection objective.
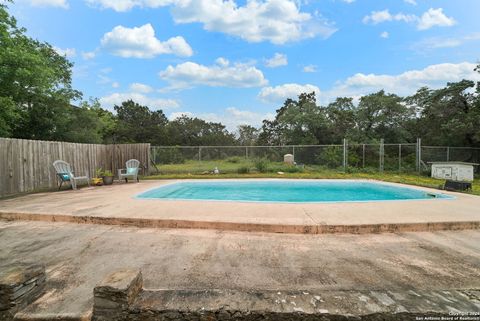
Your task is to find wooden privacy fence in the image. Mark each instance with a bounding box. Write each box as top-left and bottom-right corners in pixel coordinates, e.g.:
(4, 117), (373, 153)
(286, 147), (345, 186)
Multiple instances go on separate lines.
(0, 138), (150, 197)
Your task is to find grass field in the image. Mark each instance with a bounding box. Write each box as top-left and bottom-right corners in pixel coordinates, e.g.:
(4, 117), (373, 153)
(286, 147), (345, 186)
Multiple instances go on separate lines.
(147, 160), (480, 196)
(152, 159), (257, 174)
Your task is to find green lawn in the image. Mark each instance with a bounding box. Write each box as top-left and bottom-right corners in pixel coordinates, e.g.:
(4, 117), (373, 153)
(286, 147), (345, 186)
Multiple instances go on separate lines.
(152, 159), (255, 174)
(147, 160), (480, 196)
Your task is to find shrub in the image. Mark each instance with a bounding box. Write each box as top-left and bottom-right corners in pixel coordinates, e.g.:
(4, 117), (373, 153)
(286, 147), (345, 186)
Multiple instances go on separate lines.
(102, 170), (114, 177)
(348, 151), (360, 167)
(237, 166), (250, 174)
(95, 168), (104, 178)
(316, 146), (342, 168)
(254, 158), (270, 173)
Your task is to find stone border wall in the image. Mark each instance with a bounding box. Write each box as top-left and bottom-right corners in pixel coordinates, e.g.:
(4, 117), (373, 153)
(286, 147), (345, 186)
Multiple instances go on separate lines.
(92, 269), (480, 321)
(0, 263), (46, 320)
(2, 265), (479, 320)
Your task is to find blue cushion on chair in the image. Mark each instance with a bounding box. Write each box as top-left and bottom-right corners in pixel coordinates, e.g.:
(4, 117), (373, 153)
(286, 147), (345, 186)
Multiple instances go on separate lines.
(127, 168), (136, 174)
(60, 173), (70, 181)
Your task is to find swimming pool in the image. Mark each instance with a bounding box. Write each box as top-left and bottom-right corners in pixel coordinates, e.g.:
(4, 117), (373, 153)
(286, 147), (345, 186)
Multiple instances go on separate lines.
(137, 180), (452, 203)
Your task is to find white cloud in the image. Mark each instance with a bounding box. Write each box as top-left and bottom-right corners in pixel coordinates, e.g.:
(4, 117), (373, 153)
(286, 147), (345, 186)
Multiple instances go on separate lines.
(412, 33), (480, 53)
(130, 83), (153, 93)
(258, 83), (320, 103)
(96, 67), (117, 86)
(413, 37), (461, 51)
(172, 0), (337, 44)
(362, 9), (416, 25)
(363, 8), (455, 30)
(159, 59), (268, 90)
(464, 33), (480, 41)
(169, 111), (194, 120)
(380, 31), (389, 39)
(85, 0), (175, 11)
(99, 92), (180, 111)
(342, 0), (355, 3)
(87, 0), (337, 44)
(417, 8), (456, 30)
(303, 65), (318, 73)
(111, 82), (120, 88)
(320, 62), (480, 103)
(100, 67), (112, 74)
(404, 0), (417, 5)
(265, 53), (288, 68)
(29, 0), (68, 8)
(101, 24), (193, 58)
(82, 51), (97, 60)
(53, 46), (76, 57)
(215, 57), (230, 67)
(198, 107), (274, 131)
(97, 74), (112, 85)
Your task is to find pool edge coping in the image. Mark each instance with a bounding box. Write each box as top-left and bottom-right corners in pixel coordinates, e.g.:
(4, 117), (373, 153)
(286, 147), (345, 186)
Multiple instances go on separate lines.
(133, 178), (457, 204)
(1, 211), (479, 235)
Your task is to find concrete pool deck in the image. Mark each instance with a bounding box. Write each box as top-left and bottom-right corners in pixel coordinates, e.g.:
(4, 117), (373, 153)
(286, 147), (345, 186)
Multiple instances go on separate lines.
(1, 179), (480, 234)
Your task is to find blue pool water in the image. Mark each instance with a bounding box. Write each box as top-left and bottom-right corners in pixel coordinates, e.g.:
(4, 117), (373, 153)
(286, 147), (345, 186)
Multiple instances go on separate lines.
(137, 180), (452, 203)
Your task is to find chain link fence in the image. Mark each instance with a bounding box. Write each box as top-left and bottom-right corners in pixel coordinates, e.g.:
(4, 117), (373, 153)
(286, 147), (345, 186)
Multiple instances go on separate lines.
(150, 142), (480, 175)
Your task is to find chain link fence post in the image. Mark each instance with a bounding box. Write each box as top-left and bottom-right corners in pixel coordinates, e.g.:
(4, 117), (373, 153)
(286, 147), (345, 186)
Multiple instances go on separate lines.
(362, 144), (365, 168)
(416, 138), (422, 173)
(398, 144), (402, 172)
(379, 139), (384, 172)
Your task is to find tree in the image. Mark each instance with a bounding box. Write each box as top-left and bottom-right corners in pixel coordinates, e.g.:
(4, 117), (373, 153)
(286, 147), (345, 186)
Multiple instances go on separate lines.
(237, 125), (259, 146)
(356, 90), (414, 142)
(0, 97), (17, 136)
(166, 116), (236, 146)
(410, 80), (480, 146)
(0, 3), (81, 139)
(62, 99), (116, 143)
(114, 100), (168, 144)
(257, 119), (283, 145)
(258, 92), (329, 145)
(325, 97), (357, 143)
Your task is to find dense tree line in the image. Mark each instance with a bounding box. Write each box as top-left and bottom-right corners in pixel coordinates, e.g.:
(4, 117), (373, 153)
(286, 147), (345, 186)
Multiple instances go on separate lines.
(259, 79), (480, 147)
(1, 3), (479, 147)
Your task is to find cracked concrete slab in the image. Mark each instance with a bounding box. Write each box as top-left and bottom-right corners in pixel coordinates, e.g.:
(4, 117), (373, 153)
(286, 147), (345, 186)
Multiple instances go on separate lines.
(0, 220), (479, 319)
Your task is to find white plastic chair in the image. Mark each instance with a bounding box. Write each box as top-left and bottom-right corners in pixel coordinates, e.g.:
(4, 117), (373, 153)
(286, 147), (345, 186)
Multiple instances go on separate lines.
(118, 159), (141, 183)
(52, 160), (90, 190)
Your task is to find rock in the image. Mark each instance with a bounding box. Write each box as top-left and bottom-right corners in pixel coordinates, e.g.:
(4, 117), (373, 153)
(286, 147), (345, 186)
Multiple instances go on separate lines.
(0, 262), (46, 320)
(93, 269), (143, 321)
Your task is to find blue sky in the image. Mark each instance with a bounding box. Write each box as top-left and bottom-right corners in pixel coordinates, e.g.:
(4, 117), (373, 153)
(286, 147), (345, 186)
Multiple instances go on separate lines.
(7, 0), (480, 130)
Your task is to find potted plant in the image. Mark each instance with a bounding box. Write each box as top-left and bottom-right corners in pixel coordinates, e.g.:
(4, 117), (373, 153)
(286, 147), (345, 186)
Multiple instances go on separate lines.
(92, 168), (104, 186)
(102, 170), (114, 185)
